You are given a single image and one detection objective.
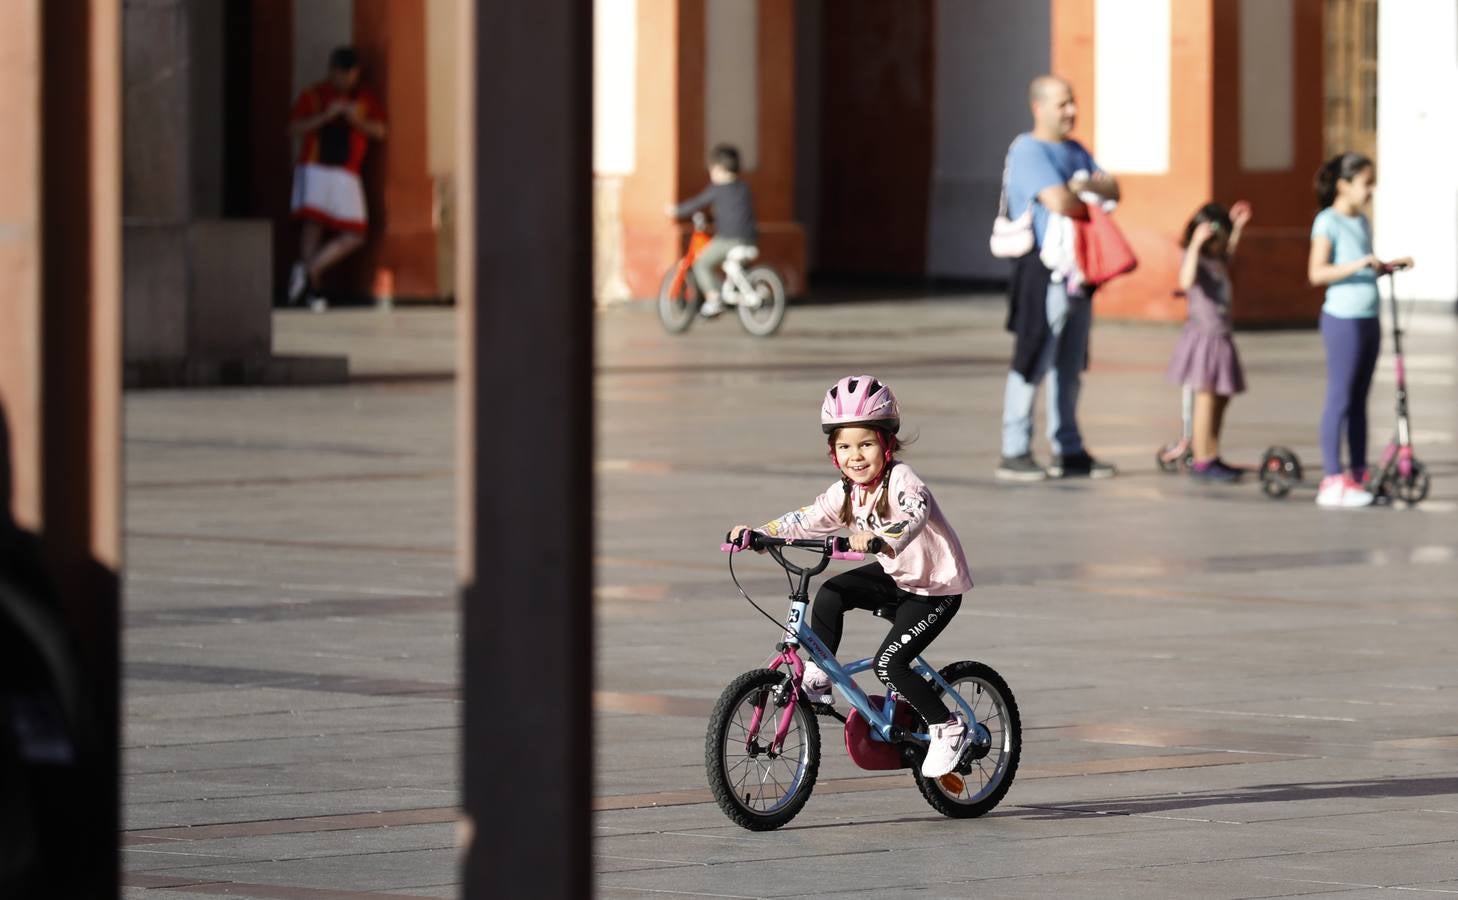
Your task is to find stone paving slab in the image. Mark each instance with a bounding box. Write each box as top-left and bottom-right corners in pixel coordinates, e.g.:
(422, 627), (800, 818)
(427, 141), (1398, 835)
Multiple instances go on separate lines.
(120, 301), (1458, 897)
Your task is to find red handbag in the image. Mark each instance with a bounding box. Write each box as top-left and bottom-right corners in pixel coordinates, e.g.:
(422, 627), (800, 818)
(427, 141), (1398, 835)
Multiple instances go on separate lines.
(1074, 204), (1137, 287)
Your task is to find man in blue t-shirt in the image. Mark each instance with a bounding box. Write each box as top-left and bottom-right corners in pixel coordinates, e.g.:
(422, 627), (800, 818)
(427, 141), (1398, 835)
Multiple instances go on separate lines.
(995, 75), (1121, 482)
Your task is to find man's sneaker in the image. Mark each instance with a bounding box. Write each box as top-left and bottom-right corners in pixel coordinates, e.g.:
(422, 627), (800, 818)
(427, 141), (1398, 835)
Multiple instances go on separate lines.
(921, 713), (969, 778)
(698, 297), (724, 317)
(1191, 458), (1241, 483)
(995, 454), (1047, 482)
(307, 294), (329, 314)
(1316, 474), (1374, 508)
(800, 660), (832, 704)
(287, 261), (309, 305)
(1049, 451), (1117, 479)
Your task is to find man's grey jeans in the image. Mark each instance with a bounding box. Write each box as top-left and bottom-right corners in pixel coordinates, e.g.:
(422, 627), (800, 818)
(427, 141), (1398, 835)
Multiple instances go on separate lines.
(1000, 279), (1091, 458)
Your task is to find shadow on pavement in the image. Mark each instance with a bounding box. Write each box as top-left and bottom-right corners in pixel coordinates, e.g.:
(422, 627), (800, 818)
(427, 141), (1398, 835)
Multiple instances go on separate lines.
(1013, 774), (1458, 820)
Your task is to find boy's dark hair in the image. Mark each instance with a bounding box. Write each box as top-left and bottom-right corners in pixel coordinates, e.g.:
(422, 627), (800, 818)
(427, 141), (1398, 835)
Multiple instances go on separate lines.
(1314, 152), (1372, 209)
(329, 46), (360, 72)
(1180, 202), (1233, 249)
(709, 144), (741, 174)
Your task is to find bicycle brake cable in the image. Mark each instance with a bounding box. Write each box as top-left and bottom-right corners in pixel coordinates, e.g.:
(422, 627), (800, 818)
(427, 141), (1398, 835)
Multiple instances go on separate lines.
(728, 548), (805, 639)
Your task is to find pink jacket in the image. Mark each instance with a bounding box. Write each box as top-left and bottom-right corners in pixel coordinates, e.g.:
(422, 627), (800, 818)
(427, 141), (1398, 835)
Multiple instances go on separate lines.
(762, 463), (973, 596)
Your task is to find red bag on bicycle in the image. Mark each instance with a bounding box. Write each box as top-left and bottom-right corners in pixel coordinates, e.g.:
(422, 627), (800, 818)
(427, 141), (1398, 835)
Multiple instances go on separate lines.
(1074, 204), (1137, 288)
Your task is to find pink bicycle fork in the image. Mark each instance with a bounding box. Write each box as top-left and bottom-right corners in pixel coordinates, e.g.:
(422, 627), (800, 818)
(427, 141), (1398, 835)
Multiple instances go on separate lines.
(743, 650), (805, 754)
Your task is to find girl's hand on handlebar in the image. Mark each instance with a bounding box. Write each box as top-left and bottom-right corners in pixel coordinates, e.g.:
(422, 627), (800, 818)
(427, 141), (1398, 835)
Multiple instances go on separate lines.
(1385, 256), (1415, 272)
(727, 525), (763, 552)
(847, 531), (881, 553)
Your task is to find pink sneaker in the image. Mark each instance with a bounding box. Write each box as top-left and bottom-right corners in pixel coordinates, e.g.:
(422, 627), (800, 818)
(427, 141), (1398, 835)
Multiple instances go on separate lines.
(1316, 474), (1373, 508)
(922, 713), (969, 777)
(799, 660), (832, 703)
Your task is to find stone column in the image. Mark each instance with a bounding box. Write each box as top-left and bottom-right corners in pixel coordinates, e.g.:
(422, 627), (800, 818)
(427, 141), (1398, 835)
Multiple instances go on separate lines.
(1375, 0), (1458, 307)
(122, 0), (346, 386)
(353, 0), (440, 299)
(461, 0), (592, 894)
(614, 0), (806, 300)
(0, 0), (122, 892)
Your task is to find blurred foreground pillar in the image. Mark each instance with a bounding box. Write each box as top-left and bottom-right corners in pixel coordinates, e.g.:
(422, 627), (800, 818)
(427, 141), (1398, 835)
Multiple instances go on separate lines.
(0, 0), (121, 896)
(459, 2), (593, 898)
(1052, 0), (1325, 325)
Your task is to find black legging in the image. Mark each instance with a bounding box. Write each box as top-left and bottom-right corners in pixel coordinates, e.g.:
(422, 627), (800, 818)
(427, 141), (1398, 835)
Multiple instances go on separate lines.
(810, 564), (961, 725)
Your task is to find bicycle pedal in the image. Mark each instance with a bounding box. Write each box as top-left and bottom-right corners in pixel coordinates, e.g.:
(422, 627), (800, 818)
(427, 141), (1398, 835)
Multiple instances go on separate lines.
(809, 701), (843, 721)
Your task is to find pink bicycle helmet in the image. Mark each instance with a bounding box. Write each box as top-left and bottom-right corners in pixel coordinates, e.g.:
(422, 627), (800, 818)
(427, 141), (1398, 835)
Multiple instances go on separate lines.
(820, 375), (899, 434)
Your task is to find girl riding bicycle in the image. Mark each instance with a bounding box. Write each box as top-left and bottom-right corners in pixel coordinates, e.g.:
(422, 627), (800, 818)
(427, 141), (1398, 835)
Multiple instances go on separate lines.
(729, 375), (974, 778)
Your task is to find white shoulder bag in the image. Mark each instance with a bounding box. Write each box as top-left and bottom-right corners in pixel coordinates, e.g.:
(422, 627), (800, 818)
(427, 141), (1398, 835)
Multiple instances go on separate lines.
(988, 140), (1035, 259)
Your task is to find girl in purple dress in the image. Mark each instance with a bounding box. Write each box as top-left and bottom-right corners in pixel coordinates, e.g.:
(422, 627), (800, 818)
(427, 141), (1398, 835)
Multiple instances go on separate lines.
(1167, 201), (1252, 482)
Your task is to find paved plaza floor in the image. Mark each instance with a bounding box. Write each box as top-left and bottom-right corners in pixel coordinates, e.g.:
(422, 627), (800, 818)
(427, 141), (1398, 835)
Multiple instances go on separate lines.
(122, 297), (1458, 898)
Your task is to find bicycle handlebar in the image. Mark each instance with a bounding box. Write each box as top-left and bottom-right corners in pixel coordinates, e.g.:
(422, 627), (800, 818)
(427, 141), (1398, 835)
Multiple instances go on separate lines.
(719, 531), (884, 560)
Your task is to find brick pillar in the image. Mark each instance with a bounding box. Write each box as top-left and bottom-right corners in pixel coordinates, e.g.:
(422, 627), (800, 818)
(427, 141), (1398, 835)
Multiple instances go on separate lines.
(1052, 0), (1325, 325)
(617, 0), (806, 299)
(353, 0), (438, 299)
(0, 0), (122, 892)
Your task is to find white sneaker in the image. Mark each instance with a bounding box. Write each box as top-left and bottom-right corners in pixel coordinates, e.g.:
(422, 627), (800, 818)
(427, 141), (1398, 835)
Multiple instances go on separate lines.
(921, 713), (969, 778)
(307, 295), (329, 314)
(800, 660), (832, 703)
(699, 297), (724, 317)
(287, 262), (308, 305)
(1316, 474), (1373, 508)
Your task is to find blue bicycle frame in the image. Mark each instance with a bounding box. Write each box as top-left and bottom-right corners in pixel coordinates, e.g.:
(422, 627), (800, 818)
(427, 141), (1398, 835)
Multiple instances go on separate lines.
(785, 601), (982, 745)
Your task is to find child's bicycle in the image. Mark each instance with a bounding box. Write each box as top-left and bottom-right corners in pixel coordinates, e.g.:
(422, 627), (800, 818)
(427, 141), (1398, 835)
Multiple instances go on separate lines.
(705, 531), (1020, 831)
(658, 212), (788, 337)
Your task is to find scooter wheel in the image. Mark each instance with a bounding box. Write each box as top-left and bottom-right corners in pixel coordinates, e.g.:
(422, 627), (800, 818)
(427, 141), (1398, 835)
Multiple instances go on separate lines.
(1259, 447), (1301, 499)
(1394, 459), (1431, 505)
(1155, 444), (1188, 474)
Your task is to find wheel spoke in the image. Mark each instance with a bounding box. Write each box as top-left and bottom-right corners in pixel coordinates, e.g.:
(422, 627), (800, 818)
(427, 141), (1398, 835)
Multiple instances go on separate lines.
(725, 756), (753, 781)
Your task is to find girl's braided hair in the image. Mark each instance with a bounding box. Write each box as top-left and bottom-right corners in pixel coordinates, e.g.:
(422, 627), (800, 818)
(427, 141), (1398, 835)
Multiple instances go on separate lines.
(827, 428), (901, 526)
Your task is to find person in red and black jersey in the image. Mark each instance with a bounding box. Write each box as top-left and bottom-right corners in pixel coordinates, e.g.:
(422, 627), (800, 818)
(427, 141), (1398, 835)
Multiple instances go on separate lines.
(287, 46), (386, 311)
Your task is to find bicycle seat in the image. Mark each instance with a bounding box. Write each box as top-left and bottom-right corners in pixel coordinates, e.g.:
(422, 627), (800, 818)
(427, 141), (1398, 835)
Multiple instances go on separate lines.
(726, 245), (760, 263)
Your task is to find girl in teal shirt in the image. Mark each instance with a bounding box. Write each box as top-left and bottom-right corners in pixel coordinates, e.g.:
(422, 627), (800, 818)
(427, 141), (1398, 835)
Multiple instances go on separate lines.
(1306, 153), (1413, 508)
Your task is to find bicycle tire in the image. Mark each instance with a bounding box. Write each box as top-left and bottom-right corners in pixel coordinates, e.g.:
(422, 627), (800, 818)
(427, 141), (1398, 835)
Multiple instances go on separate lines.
(911, 661), (1021, 819)
(657, 262), (701, 334)
(705, 668), (820, 831)
(736, 268), (787, 337)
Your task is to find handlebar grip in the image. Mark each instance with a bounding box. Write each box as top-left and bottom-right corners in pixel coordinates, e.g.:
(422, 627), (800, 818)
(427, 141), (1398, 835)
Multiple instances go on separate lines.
(721, 529), (761, 553)
(831, 536), (884, 555)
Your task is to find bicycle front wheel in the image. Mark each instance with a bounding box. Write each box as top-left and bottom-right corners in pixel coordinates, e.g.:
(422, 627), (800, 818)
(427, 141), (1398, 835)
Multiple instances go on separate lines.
(736, 268), (787, 337)
(705, 668), (820, 831)
(657, 262), (701, 334)
(912, 660), (1021, 819)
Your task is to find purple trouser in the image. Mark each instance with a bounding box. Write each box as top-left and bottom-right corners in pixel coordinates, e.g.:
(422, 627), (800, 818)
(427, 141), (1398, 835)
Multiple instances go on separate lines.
(1319, 313), (1381, 477)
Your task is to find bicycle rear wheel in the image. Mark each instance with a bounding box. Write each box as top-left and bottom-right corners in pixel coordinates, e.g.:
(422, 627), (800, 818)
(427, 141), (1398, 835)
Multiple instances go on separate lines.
(657, 263), (701, 334)
(736, 268), (787, 337)
(705, 668), (820, 831)
(912, 661), (1021, 819)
